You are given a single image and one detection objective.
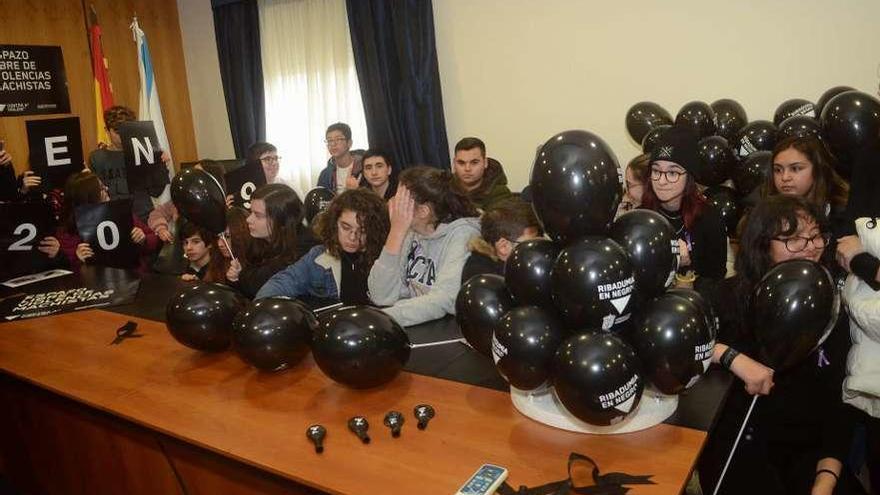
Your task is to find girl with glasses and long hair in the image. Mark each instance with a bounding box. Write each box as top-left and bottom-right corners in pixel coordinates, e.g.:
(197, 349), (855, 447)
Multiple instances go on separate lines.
(698, 195), (863, 495)
(640, 126), (727, 291)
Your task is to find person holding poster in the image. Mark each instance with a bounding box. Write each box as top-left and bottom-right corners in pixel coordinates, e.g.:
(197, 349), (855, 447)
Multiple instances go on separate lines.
(0, 201), (67, 282)
(57, 170), (158, 273)
(88, 106), (166, 222)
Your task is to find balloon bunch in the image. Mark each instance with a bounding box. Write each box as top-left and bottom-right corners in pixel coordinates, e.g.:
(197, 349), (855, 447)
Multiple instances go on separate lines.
(626, 87), (880, 236)
(457, 129), (716, 427)
(166, 288), (411, 388)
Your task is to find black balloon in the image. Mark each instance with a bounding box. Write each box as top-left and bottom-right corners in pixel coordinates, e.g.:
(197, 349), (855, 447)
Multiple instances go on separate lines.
(609, 210), (677, 299)
(456, 274), (515, 357)
(493, 306), (565, 390)
(630, 293), (714, 395)
(304, 187), (335, 225)
(666, 287), (719, 339)
(529, 130), (622, 243)
(552, 333), (643, 426)
(551, 237), (635, 332)
(815, 85), (855, 116)
(777, 115), (823, 141)
(773, 98), (816, 126)
(675, 101), (716, 138)
(166, 283), (247, 352)
(312, 306), (411, 388)
(731, 150), (772, 198)
(711, 99), (748, 141)
(821, 91), (880, 170)
(696, 135), (736, 186)
(171, 168), (227, 233)
(753, 260), (839, 371)
(704, 185), (742, 237)
(626, 102), (673, 144)
(642, 124), (672, 154)
(505, 239), (560, 308)
(232, 297), (317, 371)
(733, 121), (778, 159)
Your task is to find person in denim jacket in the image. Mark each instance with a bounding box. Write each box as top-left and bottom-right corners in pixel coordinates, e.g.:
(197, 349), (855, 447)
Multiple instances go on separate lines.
(255, 189), (389, 305)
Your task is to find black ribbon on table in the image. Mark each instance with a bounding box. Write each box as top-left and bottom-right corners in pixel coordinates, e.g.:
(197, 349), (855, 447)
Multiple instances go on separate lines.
(497, 452), (655, 495)
(110, 321), (143, 345)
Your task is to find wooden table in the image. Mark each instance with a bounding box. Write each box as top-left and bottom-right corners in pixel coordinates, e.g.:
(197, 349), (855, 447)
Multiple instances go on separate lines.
(0, 272), (726, 495)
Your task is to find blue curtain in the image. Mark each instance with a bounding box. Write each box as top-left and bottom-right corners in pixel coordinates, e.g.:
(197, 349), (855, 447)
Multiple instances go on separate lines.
(345, 0), (450, 170)
(212, 0), (265, 159)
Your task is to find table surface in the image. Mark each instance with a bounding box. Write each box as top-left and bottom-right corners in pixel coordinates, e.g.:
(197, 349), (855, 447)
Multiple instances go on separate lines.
(0, 270), (731, 495)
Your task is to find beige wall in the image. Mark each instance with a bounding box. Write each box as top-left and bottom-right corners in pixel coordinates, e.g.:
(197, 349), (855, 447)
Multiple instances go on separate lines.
(433, 0), (880, 191)
(177, 0), (236, 161)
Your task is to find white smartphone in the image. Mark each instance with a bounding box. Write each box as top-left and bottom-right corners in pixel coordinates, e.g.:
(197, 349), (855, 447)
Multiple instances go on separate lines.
(454, 464), (508, 495)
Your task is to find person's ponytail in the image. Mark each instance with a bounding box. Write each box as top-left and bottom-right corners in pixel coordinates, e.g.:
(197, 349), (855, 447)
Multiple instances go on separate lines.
(400, 166), (478, 225)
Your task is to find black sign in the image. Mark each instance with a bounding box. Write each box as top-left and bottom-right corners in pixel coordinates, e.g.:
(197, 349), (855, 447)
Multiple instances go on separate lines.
(26, 116), (84, 190)
(118, 120), (168, 193)
(0, 266), (141, 322)
(224, 161), (266, 209)
(0, 202), (56, 277)
(75, 199), (138, 269)
(0, 45), (70, 116)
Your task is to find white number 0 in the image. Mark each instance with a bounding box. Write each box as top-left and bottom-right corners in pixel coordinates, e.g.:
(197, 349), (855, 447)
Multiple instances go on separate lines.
(96, 220), (120, 250)
(241, 181), (256, 209)
(9, 223), (37, 251)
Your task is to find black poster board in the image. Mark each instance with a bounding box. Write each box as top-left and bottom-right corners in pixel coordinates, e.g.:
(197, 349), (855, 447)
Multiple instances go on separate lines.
(0, 45), (70, 116)
(118, 120), (167, 193)
(0, 201), (56, 277)
(224, 160), (266, 209)
(1, 266), (140, 322)
(25, 116), (84, 190)
(75, 199), (138, 269)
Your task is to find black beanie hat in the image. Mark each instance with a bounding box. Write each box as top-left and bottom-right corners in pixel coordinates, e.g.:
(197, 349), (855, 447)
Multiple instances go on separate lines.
(649, 125), (701, 177)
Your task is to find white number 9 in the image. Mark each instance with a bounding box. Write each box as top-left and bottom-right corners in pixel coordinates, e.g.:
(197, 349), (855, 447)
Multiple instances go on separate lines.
(241, 181), (256, 209)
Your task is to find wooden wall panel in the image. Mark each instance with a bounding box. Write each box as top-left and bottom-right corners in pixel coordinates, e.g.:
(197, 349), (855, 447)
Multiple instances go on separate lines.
(0, 0), (198, 176)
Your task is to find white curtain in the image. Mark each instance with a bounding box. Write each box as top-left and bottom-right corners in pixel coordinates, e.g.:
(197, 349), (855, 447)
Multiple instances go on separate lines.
(258, 0), (368, 196)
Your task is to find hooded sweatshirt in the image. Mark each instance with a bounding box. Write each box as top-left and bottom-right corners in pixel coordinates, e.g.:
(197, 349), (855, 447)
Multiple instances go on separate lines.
(368, 217), (480, 327)
(843, 217), (880, 418)
(467, 159), (512, 211)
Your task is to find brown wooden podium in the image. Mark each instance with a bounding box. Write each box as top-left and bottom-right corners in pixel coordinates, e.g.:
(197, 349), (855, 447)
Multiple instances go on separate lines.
(0, 309), (712, 495)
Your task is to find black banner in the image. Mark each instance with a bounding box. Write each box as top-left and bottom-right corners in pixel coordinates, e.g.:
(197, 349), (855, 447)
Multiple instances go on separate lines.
(26, 116), (84, 190)
(224, 161), (266, 209)
(0, 45), (70, 116)
(0, 202), (56, 278)
(118, 120), (168, 193)
(0, 266), (140, 322)
(75, 199), (138, 269)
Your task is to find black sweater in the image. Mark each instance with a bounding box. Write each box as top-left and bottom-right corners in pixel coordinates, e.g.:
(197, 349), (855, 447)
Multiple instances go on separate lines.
(655, 204), (727, 288)
(709, 275), (857, 464)
(460, 252), (503, 284)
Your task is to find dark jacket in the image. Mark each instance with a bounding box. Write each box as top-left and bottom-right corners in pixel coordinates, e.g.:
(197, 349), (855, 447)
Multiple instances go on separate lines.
(654, 203), (728, 292)
(466, 158), (513, 211)
(698, 275), (861, 494)
(316, 154), (363, 192)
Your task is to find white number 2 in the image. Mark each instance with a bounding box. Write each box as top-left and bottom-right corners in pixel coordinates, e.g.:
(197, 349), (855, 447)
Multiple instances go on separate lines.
(8, 223), (37, 251)
(241, 181), (256, 209)
(96, 220), (120, 250)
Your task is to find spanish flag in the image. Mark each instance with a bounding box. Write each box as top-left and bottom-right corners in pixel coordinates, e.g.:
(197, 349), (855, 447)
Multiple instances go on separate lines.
(89, 5), (114, 145)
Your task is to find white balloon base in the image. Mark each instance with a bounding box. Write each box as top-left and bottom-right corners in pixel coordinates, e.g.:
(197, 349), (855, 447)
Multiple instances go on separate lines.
(510, 386), (678, 435)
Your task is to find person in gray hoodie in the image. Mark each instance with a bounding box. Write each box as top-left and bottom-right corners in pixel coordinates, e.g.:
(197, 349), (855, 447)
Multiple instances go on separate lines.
(369, 166), (480, 327)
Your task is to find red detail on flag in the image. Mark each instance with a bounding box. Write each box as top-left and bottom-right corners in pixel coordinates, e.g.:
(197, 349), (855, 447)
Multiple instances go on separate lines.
(90, 23), (114, 110)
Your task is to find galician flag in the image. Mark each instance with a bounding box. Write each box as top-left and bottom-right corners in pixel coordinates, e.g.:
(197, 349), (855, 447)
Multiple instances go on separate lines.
(88, 5), (114, 146)
(130, 16), (173, 199)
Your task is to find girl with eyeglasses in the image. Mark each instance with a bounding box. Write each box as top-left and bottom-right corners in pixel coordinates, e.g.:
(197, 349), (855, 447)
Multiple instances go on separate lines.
(698, 195), (864, 495)
(256, 189), (390, 306)
(641, 126), (728, 290)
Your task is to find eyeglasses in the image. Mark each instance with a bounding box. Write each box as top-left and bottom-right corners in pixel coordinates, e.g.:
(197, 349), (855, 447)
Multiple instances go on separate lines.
(650, 169), (685, 183)
(325, 137), (348, 145)
(260, 155), (281, 164)
(772, 233), (830, 253)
